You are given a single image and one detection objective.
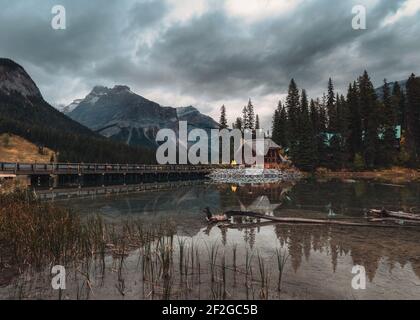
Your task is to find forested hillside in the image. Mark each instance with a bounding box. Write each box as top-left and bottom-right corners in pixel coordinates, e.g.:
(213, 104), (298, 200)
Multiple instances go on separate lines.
(271, 72), (420, 171)
(0, 58), (155, 164)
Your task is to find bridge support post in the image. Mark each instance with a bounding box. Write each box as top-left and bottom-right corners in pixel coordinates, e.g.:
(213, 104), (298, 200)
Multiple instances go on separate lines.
(78, 174), (84, 187)
(50, 174), (59, 188)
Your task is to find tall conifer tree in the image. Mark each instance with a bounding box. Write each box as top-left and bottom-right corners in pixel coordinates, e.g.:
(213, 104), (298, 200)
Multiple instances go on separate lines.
(380, 79), (397, 166)
(285, 79), (301, 161)
(358, 71), (380, 168)
(255, 114), (260, 130)
(346, 82), (363, 162)
(219, 105), (228, 129)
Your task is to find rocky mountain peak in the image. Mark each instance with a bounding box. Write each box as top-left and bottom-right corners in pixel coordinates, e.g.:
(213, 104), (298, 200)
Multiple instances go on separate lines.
(111, 85), (131, 93)
(177, 106), (200, 117)
(0, 58), (42, 99)
(64, 85), (219, 148)
(91, 85), (109, 95)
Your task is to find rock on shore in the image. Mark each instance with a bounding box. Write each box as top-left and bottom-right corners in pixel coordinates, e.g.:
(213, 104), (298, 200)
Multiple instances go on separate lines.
(207, 168), (302, 184)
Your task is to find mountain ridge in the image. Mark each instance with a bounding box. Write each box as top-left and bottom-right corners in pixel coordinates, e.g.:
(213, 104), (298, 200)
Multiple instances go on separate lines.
(0, 58), (155, 163)
(65, 85), (220, 148)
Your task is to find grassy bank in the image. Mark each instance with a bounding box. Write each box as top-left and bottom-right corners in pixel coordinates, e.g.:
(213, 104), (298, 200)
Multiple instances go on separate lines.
(0, 187), (176, 282)
(0, 133), (55, 163)
(0, 187), (291, 300)
(315, 167), (420, 183)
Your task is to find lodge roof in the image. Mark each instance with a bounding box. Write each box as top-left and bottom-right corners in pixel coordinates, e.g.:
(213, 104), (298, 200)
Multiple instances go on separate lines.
(242, 138), (283, 155)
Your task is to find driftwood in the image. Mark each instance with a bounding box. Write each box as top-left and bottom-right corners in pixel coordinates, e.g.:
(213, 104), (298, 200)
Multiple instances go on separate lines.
(368, 209), (420, 222)
(217, 210), (417, 229)
(368, 217), (420, 226)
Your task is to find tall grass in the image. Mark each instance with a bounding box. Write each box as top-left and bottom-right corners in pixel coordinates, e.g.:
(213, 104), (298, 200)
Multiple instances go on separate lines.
(256, 251), (269, 299)
(1, 190), (292, 300)
(275, 248), (289, 293)
(0, 189), (83, 269)
(0, 190), (176, 284)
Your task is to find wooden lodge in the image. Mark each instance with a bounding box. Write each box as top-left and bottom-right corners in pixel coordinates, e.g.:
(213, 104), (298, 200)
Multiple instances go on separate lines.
(240, 138), (290, 168)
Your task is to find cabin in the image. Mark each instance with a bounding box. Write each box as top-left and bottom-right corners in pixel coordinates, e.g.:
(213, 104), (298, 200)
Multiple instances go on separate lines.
(263, 139), (289, 168)
(240, 138), (290, 168)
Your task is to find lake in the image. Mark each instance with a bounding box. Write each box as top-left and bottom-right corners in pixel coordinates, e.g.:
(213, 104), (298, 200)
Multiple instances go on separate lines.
(3, 179), (420, 300)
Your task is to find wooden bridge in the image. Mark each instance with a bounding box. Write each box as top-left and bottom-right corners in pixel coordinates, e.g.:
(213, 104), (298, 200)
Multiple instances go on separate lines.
(0, 162), (216, 188)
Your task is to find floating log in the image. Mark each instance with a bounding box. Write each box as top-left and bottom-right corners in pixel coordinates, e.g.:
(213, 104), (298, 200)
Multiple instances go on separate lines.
(368, 209), (420, 221)
(219, 210), (417, 229)
(368, 217), (420, 226)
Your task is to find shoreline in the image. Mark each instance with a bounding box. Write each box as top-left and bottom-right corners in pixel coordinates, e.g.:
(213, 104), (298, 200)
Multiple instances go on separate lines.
(314, 167), (420, 183)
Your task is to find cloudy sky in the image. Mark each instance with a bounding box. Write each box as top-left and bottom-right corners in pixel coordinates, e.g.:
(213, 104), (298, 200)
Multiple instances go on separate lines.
(1, 0), (420, 129)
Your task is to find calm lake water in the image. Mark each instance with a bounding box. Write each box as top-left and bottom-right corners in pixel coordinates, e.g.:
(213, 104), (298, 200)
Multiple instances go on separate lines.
(3, 179), (420, 300)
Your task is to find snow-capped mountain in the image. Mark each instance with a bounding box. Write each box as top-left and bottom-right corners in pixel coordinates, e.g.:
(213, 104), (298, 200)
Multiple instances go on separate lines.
(66, 86), (219, 148)
(59, 99), (83, 114)
(0, 58), (156, 163)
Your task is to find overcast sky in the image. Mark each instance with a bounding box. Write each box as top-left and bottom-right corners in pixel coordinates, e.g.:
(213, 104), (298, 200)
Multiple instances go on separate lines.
(1, 0), (420, 130)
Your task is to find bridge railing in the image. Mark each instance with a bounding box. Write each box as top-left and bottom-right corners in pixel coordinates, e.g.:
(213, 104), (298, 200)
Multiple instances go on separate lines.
(0, 162), (220, 174)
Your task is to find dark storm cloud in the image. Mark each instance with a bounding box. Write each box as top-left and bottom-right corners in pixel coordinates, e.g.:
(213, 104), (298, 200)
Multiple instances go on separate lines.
(128, 0), (168, 29)
(0, 0), (167, 73)
(142, 0), (412, 99)
(0, 0), (419, 116)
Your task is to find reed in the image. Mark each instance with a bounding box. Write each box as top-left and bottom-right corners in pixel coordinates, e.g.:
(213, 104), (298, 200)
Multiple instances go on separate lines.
(221, 252), (227, 299)
(2, 190), (296, 300)
(0, 190), (83, 269)
(206, 242), (219, 283)
(275, 248), (289, 293)
(244, 247), (253, 288)
(256, 251), (269, 299)
(177, 237), (187, 277)
(232, 243), (238, 286)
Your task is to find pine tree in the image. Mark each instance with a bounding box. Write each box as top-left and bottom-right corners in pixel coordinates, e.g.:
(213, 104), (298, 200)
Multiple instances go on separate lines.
(310, 99), (322, 166)
(311, 95), (329, 167)
(327, 78), (337, 133)
(278, 104), (288, 148)
(338, 94), (350, 165)
(346, 82), (362, 162)
(242, 106), (248, 130)
(255, 114), (260, 130)
(246, 99), (255, 130)
(285, 79), (300, 159)
(272, 101), (288, 149)
(359, 71), (380, 168)
(219, 105), (228, 129)
(380, 79), (397, 167)
(294, 90), (318, 171)
(272, 106), (280, 141)
(234, 117), (243, 130)
(392, 82), (406, 131)
(328, 93), (344, 169)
